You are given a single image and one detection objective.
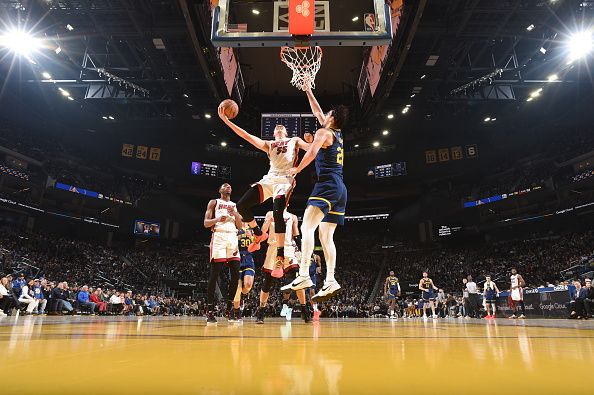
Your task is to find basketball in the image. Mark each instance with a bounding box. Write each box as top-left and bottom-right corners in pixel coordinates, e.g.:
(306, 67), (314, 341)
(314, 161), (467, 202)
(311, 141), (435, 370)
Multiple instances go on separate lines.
(220, 99), (239, 119)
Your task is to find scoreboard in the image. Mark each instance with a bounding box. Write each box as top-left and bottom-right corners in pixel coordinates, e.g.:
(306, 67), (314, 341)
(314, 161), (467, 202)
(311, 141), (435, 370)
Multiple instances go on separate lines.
(261, 113), (321, 140)
(191, 162), (231, 179)
(370, 162), (407, 179)
(437, 225), (463, 237)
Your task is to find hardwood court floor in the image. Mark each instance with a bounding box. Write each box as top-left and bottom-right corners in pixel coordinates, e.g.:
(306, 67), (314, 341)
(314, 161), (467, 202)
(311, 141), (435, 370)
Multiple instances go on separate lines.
(1, 315), (593, 394)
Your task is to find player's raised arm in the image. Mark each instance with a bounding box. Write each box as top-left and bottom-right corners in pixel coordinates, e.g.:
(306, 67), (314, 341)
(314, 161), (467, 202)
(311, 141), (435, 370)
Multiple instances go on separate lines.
(204, 199), (222, 228)
(290, 128), (331, 176)
(218, 106), (269, 153)
(293, 136), (311, 151)
(305, 87), (328, 126)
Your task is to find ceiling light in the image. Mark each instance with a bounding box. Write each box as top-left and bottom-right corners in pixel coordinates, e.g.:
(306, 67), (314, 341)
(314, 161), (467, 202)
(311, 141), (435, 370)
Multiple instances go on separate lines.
(352, 16), (359, 22)
(354, 144), (359, 148)
(382, 130), (389, 135)
(0, 29), (42, 57)
(60, 90), (70, 97)
(54, 46), (61, 54)
(526, 97), (534, 102)
(42, 71), (51, 79)
(420, 74), (426, 79)
(484, 117), (491, 122)
(410, 94), (415, 98)
(373, 141), (380, 147)
(530, 88), (542, 98)
(108, 116), (114, 120)
(205, 113), (212, 119)
(221, 141), (227, 147)
(183, 94), (189, 98)
(67, 96), (74, 101)
(66, 24), (74, 31)
(526, 24), (535, 31)
(252, 9), (260, 15)
(548, 74), (559, 81)
(491, 117), (497, 121)
(387, 114), (394, 119)
(187, 103), (193, 107)
(567, 30), (593, 62)
(539, 47), (547, 54)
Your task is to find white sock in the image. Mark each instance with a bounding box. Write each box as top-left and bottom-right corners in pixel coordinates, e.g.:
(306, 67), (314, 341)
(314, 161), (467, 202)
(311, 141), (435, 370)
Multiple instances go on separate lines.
(319, 222), (337, 283)
(313, 303), (318, 312)
(298, 207), (324, 277)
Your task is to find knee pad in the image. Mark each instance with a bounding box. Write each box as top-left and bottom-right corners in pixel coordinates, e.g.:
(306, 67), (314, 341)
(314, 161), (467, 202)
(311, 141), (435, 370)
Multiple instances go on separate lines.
(261, 272), (274, 293)
(273, 196), (287, 233)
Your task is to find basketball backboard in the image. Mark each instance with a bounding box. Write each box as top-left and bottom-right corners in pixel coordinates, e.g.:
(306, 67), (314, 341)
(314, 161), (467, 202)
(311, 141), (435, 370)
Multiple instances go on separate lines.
(211, 0), (393, 47)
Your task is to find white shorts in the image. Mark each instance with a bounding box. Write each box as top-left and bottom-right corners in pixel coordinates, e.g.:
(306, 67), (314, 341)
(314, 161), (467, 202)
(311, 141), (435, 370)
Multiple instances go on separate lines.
(511, 288), (523, 301)
(253, 174), (295, 202)
(210, 231), (239, 263)
(263, 245), (298, 274)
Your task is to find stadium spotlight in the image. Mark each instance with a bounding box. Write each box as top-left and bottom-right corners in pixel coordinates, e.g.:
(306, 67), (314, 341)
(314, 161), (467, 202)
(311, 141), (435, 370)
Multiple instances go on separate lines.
(382, 130), (389, 135)
(352, 16), (359, 22)
(373, 141), (380, 147)
(530, 88), (542, 98)
(108, 115), (115, 120)
(526, 24), (535, 32)
(66, 24), (74, 31)
(205, 113), (212, 119)
(387, 114), (394, 119)
(484, 117), (491, 122)
(102, 116), (108, 120)
(0, 29), (42, 57)
(42, 71), (52, 79)
(221, 141), (227, 147)
(354, 144), (359, 148)
(567, 30), (593, 62)
(252, 9), (260, 15)
(67, 96), (74, 101)
(526, 97), (534, 102)
(547, 74), (559, 81)
(60, 90), (70, 97)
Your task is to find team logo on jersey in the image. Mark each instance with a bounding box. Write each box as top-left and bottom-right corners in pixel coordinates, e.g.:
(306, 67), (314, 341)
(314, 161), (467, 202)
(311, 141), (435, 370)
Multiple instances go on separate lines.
(296, 1), (310, 17)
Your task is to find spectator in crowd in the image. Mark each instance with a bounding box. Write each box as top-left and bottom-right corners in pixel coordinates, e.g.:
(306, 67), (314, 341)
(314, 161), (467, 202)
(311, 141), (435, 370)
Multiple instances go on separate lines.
(52, 282), (74, 314)
(77, 285), (96, 314)
(19, 279), (39, 315)
(12, 273), (26, 295)
(568, 280), (588, 319)
(33, 279), (47, 315)
(90, 288), (108, 314)
(584, 279), (594, 318)
(109, 290), (123, 314)
(0, 276), (15, 316)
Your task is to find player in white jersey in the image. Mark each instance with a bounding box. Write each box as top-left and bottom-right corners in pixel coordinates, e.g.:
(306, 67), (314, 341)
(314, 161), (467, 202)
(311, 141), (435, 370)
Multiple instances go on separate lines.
(509, 268), (526, 319)
(218, 106), (310, 273)
(253, 209), (311, 324)
(203, 183), (243, 325)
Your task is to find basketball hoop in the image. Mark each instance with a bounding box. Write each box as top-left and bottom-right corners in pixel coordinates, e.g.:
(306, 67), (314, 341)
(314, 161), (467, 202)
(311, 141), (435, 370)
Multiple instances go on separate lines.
(280, 45), (323, 91)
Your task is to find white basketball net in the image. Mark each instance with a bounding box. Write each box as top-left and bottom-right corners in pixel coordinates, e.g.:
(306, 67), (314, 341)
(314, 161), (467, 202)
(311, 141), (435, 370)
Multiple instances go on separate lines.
(280, 46), (323, 91)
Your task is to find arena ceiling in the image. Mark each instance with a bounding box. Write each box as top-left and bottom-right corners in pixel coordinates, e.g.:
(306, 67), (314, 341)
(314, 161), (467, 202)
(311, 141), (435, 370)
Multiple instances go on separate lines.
(0, 0), (592, 202)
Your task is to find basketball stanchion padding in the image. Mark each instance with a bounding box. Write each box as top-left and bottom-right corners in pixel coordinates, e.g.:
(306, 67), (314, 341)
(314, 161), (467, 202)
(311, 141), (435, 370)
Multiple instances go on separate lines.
(289, 0), (315, 36)
(280, 46), (323, 91)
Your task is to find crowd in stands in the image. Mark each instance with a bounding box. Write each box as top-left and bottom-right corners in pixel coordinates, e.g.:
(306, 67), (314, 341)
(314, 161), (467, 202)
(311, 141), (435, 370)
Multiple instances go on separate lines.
(1, 223), (594, 319)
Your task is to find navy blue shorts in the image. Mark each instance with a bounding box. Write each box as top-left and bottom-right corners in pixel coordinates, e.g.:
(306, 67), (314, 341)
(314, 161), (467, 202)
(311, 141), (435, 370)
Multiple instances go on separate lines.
(240, 251), (255, 281)
(309, 266), (318, 288)
(307, 175), (348, 225)
(388, 288), (398, 300)
(485, 290), (497, 303)
(422, 291), (435, 301)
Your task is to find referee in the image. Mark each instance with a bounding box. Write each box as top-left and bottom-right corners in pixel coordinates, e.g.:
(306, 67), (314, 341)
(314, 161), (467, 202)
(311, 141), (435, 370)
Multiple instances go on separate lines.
(466, 275), (480, 318)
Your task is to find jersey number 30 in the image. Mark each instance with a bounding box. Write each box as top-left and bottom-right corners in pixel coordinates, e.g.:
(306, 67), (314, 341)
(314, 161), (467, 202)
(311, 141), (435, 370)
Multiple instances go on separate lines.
(336, 147), (344, 165)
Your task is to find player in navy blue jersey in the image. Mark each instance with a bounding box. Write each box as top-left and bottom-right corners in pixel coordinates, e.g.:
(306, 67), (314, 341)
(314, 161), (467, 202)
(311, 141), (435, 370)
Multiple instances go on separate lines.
(281, 86), (348, 303)
(308, 253), (322, 320)
(384, 270), (401, 319)
(229, 223), (256, 323)
(418, 271), (439, 319)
